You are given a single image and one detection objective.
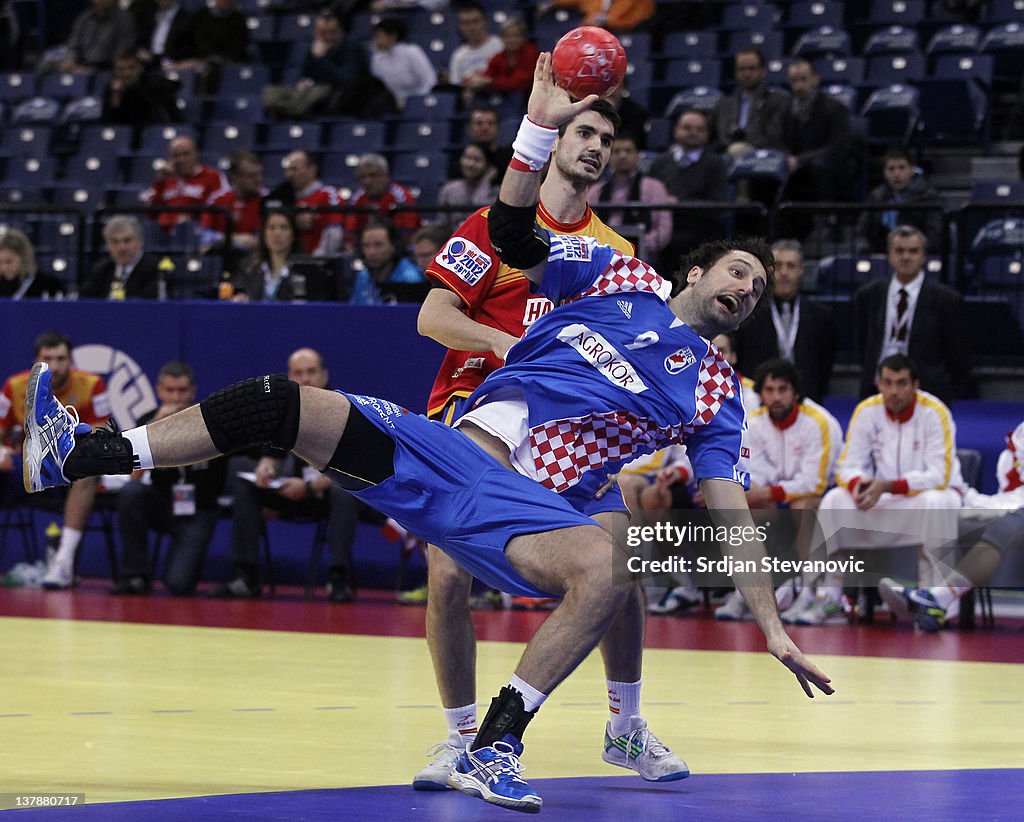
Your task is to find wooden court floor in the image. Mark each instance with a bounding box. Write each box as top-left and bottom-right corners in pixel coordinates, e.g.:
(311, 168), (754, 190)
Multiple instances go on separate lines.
(1, 584), (1022, 820)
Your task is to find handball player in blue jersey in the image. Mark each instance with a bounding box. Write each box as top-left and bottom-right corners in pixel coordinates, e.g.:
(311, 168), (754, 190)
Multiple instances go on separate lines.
(23, 54), (833, 814)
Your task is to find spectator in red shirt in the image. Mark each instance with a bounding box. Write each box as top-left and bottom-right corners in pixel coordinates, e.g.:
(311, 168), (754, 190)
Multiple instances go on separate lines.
(343, 153), (421, 250)
(145, 135), (227, 233)
(200, 149), (266, 260)
(461, 17), (538, 107)
(265, 150), (344, 257)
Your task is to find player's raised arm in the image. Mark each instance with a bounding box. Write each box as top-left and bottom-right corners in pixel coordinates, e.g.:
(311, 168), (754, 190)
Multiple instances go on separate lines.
(488, 52), (597, 284)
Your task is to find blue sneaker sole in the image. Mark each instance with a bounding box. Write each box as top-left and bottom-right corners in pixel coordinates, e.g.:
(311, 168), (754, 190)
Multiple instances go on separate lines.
(411, 779), (453, 791)
(654, 769), (691, 782)
(448, 772), (542, 814)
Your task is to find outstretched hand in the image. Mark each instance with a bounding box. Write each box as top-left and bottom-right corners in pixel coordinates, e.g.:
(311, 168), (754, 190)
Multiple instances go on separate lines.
(768, 634), (835, 698)
(527, 52), (600, 130)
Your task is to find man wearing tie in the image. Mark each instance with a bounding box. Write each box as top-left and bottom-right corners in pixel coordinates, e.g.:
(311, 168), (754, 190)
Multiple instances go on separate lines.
(80, 215), (162, 300)
(854, 225), (969, 404)
(735, 239), (835, 400)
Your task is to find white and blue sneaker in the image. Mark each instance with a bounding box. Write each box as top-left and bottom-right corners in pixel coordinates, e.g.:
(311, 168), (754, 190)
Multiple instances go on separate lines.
(412, 741), (461, 791)
(22, 363), (90, 493)
(447, 735), (541, 814)
(602, 717), (690, 781)
(878, 578), (947, 632)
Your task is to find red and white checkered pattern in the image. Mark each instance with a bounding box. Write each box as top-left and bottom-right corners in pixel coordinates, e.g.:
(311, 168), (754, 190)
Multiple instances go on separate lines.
(530, 411), (684, 492)
(570, 253), (671, 304)
(692, 353), (736, 425)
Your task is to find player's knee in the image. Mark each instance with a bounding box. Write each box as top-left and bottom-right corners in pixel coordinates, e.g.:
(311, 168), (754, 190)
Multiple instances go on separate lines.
(200, 374), (300, 454)
(427, 552), (473, 598)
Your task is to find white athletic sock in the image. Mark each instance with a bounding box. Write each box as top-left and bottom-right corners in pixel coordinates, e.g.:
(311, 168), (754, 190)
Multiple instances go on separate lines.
(444, 703), (477, 749)
(123, 427), (153, 470)
(607, 678), (642, 737)
(54, 526), (82, 564)
(933, 569), (973, 609)
(508, 674), (547, 712)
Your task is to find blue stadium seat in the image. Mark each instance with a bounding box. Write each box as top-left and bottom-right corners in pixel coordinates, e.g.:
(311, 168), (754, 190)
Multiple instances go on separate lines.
(764, 57), (790, 86)
(63, 153), (121, 188)
(123, 155), (163, 185)
(719, 3), (779, 31)
(916, 76), (989, 146)
(971, 218), (1024, 259)
(979, 23), (1024, 89)
(926, 24), (982, 57)
(859, 84), (919, 143)
(658, 31), (717, 59)
(868, 0), (925, 25)
(816, 56), (865, 84)
(933, 53), (994, 86)
(0, 71), (36, 105)
(657, 58), (721, 88)
(0, 186), (43, 206)
(245, 14), (276, 43)
(48, 185), (103, 208)
(11, 96), (60, 124)
(817, 254), (888, 291)
(37, 72), (91, 101)
(138, 124), (198, 157)
(971, 181), (1024, 202)
(792, 26), (852, 59)
(0, 125), (52, 156)
(863, 25), (920, 55)
(208, 95), (263, 123)
(106, 186), (148, 207)
(275, 12), (316, 42)
(202, 123), (258, 163)
(617, 31), (652, 61)
(663, 86), (723, 119)
(822, 83), (858, 110)
(217, 64), (271, 98)
(727, 29), (784, 60)
(390, 119), (454, 153)
(865, 53), (926, 86)
(644, 117), (672, 151)
(624, 59), (655, 108)
(402, 92), (458, 121)
(60, 95), (102, 124)
(727, 149), (789, 190)
(985, 0), (1024, 24)
(786, 0), (844, 28)
(262, 121), (324, 151)
(165, 68), (199, 100)
(390, 151), (447, 197)
(319, 152), (358, 192)
(975, 255), (1024, 288)
(532, 9), (584, 50)
(325, 120), (386, 154)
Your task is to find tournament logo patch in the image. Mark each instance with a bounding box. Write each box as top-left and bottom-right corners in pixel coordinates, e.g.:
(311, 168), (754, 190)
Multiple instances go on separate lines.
(554, 235), (592, 261)
(438, 237), (491, 285)
(664, 346), (697, 374)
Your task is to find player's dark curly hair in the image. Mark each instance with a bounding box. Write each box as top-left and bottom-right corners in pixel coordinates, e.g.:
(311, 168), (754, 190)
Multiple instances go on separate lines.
(671, 236), (776, 325)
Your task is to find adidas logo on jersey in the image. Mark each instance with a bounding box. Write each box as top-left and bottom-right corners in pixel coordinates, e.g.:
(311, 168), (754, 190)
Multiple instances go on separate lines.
(617, 299), (632, 319)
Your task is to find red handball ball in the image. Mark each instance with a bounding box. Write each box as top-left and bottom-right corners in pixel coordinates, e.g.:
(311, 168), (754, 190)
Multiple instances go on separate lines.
(551, 26), (628, 99)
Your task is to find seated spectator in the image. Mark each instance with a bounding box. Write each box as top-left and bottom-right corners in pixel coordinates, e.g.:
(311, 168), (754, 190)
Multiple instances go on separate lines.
(437, 142), (498, 231)
(607, 84), (649, 150)
(855, 147), (943, 255)
(881, 419), (1024, 631)
(0, 331), (110, 589)
(715, 359), (843, 623)
(265, 150), (344, 257)
(542, 0), (655, 32)
(648, 109), (729, 260)
(169, 0), (248, 93)
(0, 0), (21, 70)
(461, 17), (538, 107)
(144, 135), (228, 233)
(589, 134), (673, 266)
(110, 361), (227, 596)
(211, 347), (379, 602)
(343, 153), (421, 249)
(0, 229), (67, 299)
(369, 16), (436, 111)
(58, 0), (137, 73)
(350, 218), (428, 304)
(234, 208), (302, 302)
(262, 9), (370, 121)
(453, 105), (512, 182)
(372, 0), (448, 9)
(445, 1), (502, 89)
(813, 355), (966, 624)
(782, 59), (853, 205)
(101, 51), (179, 126)
(200, 150), (266, 264)
(710, 47), (788, 159)
(131, 0), (192, 68)
(80, 215), (162, 300)
(411, 223), (451, 275)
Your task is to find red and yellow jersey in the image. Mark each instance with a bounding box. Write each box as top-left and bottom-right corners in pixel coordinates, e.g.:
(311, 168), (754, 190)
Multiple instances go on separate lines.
(424, 201), (633, 419)
(0, 367), (110, 448)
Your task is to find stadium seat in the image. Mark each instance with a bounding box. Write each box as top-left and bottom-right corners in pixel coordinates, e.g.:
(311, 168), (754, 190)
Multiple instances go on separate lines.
(971, 181), (1024, 202)
(644, 117), (671, 151)
(933, 53), (994, 86)
(979, 23), (1024, 90)
(816, 56), (865, 84)
(48, 185), (103, 208)
(0, 71), (36, 105)
(124, 155), (164, 186)
(390, 119), (454, 153)
(208, 95), (263, 123)
(868, 0), (925, 25)
(727, 149), (789, 206)
(792, 26), (852, 59)
(917, 56), (992, 146)
(617, 32), (652, 60)
(390, 151), (447, 200)
(863, 25), (920, 55)
(925, 24), (981, 57)
(985, 0), (1024, 24)
(138, 124), (198, 157)
(719, 3), (779, 31)
(275, 12), (315, 41)
(319, 152), (359, 190)
(532, 8), (584, 49)
(262, 122), (324, 151)
(822, 83), (858, 110)
(63, 154), (121, 189)
(663, 85), (723, 119)
(402, 92), (458, 121)
(0, 125), (52, 156)
(786, 0), (844, 28)
(217, 64), (271, 98)
(5, 156), (57, 187)
(245, 14), (275, 43)
(727, 29), (784, 60)
(658, 31), (717, 59)
(657, 58), (721, 89)
(37, 72), (91, 101)
(11, 96), (60, 123)
(865, 53), (926, 86)
(859, 84), (920, 143)
(60, 95), (102, 124)
(816, 254), (888, 291)
(202, 123), (258, 163)
(0, 186), (43, 206)
(324, 121), (386, 154)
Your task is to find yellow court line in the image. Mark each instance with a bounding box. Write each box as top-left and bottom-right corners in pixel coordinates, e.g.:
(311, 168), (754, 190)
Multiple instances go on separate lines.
(1, 617), (1021, 804)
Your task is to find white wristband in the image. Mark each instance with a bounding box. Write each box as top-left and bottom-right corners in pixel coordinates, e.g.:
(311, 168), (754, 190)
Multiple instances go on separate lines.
(511, 116), (558, 171)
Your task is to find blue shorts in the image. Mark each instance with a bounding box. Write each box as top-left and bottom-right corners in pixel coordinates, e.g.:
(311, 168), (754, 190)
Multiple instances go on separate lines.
(431, 395), (628, 520)
(342, 393), (602, 597)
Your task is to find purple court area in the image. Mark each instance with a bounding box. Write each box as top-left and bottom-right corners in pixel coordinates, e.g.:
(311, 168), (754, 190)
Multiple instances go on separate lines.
(12, 769), (1022, 820)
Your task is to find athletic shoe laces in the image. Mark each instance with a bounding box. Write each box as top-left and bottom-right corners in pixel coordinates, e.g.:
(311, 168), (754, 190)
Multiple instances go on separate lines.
(629, 727), (670, 760)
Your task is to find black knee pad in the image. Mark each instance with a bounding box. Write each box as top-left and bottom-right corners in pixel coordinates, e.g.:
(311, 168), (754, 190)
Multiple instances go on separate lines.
(200, 374), (300, 454)
(323, 402), (396, 490)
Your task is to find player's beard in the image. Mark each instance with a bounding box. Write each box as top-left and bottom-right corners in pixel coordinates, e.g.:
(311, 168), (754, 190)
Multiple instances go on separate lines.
(555, 151), (603, 188)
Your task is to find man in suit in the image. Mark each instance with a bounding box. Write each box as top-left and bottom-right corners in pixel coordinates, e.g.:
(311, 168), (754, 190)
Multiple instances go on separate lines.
(80, 215), (162, 300)
(648, 108), (728, 264)
(710, 47), (788, 159)
(736, 239), (835, 400)
(782, 59), (853, 204)
(855, 225), (970, 403)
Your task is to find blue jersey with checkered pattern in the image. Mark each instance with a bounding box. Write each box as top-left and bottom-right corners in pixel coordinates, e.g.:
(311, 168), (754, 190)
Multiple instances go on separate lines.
(463, 234), (750, 493)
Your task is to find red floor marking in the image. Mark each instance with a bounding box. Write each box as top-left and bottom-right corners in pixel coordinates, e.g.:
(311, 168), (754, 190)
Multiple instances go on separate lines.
(1, 581), (1022, 664)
